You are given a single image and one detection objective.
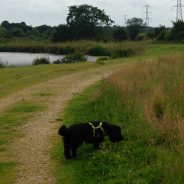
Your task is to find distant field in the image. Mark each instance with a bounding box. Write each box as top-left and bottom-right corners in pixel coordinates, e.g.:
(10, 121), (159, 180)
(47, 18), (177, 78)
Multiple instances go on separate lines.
(54, 52), (184, 183)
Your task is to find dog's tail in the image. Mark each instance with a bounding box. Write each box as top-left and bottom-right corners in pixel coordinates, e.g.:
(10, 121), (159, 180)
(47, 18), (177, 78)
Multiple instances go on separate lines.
(58, 125), (67, 136)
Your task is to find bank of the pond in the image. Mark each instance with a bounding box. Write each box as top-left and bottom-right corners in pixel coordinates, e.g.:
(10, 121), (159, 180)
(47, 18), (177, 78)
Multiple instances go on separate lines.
(0, 40), (145, 58)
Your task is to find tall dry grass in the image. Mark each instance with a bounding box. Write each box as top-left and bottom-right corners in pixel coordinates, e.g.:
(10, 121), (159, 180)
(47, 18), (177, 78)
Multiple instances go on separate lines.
(109, 54), (184, 144)
(106, 53), (184, 182)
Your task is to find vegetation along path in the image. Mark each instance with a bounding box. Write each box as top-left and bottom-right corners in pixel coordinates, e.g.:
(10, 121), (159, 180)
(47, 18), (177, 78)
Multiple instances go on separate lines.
(0, 62), (131, 184)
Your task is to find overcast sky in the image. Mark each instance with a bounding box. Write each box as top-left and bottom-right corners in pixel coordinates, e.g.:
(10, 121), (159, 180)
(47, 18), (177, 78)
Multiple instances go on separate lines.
(0, 0), (179, 27)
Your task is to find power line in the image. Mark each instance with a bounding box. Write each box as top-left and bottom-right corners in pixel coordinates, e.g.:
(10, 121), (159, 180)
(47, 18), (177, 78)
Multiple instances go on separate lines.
(144, 4), (151, 27)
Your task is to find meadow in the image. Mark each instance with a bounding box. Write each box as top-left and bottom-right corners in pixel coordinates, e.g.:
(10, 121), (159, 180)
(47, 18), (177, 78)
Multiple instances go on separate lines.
(0, 42), (184, 183)
(54, 53), (184, 183)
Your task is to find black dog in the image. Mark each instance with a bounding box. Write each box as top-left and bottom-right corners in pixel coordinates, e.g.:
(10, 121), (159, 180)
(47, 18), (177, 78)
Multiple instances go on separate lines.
(58, 121), (123, 159)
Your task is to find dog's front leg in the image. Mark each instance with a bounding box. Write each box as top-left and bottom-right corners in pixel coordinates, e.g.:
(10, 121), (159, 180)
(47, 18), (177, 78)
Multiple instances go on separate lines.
(93, 142), (100, 149)
(64, 142), (72, 159)
(71, 146), (77, 158)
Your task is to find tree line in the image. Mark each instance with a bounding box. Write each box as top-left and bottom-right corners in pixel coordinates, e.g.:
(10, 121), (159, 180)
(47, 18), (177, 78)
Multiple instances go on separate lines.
(0, 4), (184, 42)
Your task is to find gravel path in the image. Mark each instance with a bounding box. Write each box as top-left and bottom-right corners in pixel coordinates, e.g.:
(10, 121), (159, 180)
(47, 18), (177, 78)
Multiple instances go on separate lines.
(1, 63), (127, 184)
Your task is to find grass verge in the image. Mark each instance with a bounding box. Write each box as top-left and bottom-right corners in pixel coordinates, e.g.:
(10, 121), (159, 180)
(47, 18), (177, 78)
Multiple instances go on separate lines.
(54, 53), (184, 184)
(0, 100), (45, 183)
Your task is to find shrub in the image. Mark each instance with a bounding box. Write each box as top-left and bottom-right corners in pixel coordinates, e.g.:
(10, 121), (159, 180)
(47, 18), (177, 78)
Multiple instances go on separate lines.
(111, 49), (134, 59)
(97, 56), (109, 62)
(88, 46), (110, 56)
(113, 27), (128, 41)
(53, 59), (63, 64)
(33, 57), (50, 65)
(0, 62), (5, 68)
(0, 58), (6, 68)
(61, 52), (87, 63)
(156, 31), (167, 41)
(61, 47), (75, 54)
(96, 60), (106, 65)
(167, 20), (184, 41)
(136, 33), (149, 41)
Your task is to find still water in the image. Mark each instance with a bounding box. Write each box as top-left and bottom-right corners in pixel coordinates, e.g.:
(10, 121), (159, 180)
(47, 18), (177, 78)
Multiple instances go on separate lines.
(0, 52), (97, 66)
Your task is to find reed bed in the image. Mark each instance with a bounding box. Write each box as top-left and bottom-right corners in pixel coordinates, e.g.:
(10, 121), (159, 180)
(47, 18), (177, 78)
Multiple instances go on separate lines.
(0, 40), (145, 58)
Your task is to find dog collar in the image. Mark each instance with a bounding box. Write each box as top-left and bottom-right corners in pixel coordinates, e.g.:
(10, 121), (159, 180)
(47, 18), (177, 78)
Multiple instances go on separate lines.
(88, 122), (105, 137)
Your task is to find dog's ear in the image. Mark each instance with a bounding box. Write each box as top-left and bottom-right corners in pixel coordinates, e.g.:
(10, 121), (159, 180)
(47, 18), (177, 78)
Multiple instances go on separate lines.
(58, 125), (67, 136)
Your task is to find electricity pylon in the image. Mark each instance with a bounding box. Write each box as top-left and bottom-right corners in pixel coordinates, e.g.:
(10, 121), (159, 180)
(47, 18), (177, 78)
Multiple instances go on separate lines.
(173, 0), (183, 21)
(144, 4), (151, 27)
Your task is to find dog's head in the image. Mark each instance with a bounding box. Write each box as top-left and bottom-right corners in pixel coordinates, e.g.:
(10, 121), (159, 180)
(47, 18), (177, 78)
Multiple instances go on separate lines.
(103, 123), (124, 143)
(58, 125), (67, 136)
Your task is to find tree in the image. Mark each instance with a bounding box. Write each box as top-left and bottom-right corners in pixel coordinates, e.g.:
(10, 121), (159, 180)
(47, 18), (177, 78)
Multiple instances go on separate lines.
(66, 4), (114, 39)
(35, 25), (51, 33)
(167, 20), (184, 41)
(11, 28), (25, 37)
(126, 18), (145, 40)
(1, 21), (10, 29)
(0, 27), (11, 38)
(51, 24), (71, 42)
(113, 27), (128, 41)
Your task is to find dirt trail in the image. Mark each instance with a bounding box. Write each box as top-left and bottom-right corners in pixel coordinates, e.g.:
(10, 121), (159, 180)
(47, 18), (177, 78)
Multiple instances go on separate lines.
(2, 63), (128, 184)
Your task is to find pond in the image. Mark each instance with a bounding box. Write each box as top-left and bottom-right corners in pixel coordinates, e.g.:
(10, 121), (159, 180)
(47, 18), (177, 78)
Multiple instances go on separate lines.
(0, 52), (97, 67)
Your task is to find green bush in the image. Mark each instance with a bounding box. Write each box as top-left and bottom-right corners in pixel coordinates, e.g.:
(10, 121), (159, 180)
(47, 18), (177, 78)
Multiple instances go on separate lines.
(96, 60), (106, 65)
(0, 59), (6, 68)
(167, 20), (184, 41)
(61, 52), (87, 63)
(136, 33), (149, 41)
(88, 46), (110, 56)
(111, 49), (134, 59)
(0, 62), (5, 68)
(53, 59), (63, 64)
(156, 31), (167, 41)
(97, 56), (109, 61)
(113, 27), (128, 41)
(33, 57), (50, 65)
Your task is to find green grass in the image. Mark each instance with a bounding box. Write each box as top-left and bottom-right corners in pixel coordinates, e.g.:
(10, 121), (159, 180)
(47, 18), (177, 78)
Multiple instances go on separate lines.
(0, 162), (16, 184)
(0, 100), (45, 183)
(0, 62), (102, 98)
(145, 43), (184, 57)
(54, 83), (156, 184)
(54, 53), (184, 184)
